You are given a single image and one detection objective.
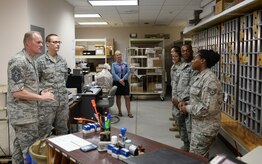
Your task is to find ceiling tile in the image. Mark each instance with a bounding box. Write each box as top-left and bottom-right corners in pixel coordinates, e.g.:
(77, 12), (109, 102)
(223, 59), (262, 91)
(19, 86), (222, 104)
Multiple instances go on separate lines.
(139, 5), (162, 11)
(120, 14), (138, 19)
(184, 5), (202, 10)
(164, 0), (191, 5)
(66, 0), (90, 6)
(161, 5), (184, 12)
(139, 0), (165, 5)
(189, 0), (203, 6)
(116, 6), (139, 11)
(67, 0), (203, 27)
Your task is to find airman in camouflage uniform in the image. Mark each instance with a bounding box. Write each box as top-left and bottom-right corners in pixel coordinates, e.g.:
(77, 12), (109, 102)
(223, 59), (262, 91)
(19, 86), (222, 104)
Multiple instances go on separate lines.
(180, 50), (223, 157)
(172, 44), (197, 152)
(37, 34), (69, 138)
(169, 47), (182, 134)
(7, 31), (54, 164)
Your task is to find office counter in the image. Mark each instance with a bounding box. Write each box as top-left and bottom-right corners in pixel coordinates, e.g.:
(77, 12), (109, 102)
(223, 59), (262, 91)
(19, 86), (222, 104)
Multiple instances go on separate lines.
(47, 127), (208, 164)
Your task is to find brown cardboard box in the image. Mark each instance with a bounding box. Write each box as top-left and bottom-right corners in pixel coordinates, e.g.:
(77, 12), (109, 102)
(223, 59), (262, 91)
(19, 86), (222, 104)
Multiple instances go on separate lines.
(75, 45), (85, 56)
(148, 57), (161, 67)
(131, 86), (143, 92)
(131, 76), (139, 83)
(215, 0), (234, 15)
(105, 38), (114, 56)
(147, 82), (156, 92)
(153, 60), (162, 67)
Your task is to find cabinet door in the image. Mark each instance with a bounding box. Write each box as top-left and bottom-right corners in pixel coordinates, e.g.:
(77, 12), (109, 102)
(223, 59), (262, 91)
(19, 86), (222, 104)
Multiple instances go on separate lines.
(0, 120), (10, 156)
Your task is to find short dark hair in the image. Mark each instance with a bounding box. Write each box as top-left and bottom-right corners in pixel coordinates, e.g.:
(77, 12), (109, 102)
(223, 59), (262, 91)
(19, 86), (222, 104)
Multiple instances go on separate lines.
(181, 44), (193, 53)
(172, 46), (182, 57)
(198, 49), (220, 68)
(45, 34), (58, 42)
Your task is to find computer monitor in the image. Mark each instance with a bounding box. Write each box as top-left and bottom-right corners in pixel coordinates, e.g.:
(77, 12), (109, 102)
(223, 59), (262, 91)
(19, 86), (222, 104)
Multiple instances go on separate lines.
(66, 74), (83, 93)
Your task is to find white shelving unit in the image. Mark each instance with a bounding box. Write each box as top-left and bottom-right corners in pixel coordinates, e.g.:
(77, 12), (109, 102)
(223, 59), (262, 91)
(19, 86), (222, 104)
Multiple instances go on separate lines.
(75, 38), (113, 72)
(75, 55), (107, 59)
(127, 39), (166, 100)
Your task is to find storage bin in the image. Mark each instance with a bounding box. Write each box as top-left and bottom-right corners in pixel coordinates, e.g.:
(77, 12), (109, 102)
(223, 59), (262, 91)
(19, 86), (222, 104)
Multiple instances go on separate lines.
(0, 85), (7, 108)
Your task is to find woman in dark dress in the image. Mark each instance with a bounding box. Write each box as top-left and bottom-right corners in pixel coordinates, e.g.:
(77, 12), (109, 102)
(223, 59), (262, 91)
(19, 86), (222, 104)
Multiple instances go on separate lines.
(111, 50), (133, 118)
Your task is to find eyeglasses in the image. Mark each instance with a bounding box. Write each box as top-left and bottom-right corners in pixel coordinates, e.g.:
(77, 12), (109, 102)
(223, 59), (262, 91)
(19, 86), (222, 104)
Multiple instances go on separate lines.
(50, 41), (62, 44)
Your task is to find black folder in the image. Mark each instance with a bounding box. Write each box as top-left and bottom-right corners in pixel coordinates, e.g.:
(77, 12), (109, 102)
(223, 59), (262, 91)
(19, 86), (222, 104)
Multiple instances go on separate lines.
(123, 148), (206, 164)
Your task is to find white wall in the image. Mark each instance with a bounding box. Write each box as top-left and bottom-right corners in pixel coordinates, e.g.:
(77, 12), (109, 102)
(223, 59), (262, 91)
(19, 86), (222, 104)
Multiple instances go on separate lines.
(0, 0), (75, 85)
(0, 0), (29, 85)
(28, 0), (75, 70)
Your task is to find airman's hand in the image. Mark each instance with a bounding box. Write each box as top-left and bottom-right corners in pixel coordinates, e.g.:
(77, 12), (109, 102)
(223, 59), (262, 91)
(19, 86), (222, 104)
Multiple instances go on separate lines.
(41, 91), (54, 101)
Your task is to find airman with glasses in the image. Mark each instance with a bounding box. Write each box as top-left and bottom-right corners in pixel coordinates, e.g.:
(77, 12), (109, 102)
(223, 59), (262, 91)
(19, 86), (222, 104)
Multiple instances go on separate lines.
(37, 34), (69, 138)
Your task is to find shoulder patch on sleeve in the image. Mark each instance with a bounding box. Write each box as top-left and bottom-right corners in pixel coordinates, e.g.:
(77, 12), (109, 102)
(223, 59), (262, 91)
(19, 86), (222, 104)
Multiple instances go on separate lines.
(207, 87), (217, 96)
(11, 66), (22, 82)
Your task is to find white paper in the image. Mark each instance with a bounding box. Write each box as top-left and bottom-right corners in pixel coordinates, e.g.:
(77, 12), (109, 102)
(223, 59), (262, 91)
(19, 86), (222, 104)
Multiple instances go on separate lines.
(48, 134), (92, 152)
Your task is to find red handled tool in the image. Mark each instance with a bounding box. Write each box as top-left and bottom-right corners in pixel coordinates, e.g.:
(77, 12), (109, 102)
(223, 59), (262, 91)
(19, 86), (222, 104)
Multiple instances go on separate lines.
(91, 99), (102, 126)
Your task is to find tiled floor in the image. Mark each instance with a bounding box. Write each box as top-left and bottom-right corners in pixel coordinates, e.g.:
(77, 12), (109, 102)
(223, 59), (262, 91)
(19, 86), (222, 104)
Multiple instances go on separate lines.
(111, 96), (236, 160)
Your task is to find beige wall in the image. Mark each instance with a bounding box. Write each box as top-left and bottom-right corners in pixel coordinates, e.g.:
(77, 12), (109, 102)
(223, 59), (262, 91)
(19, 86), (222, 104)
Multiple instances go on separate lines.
(76, 26), (184, 85)
(76, 26), (183, 52)
(0, 0), (29, 85)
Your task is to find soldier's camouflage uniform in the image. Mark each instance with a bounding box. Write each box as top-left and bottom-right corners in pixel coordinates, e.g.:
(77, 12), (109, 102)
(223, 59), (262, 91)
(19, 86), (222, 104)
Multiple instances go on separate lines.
(170, 62), (182, 118)
(172, 61), (197, 148)
(7, 49), (39, 164)
(185, 68), (223, 157)
(37, 53), (68, 138)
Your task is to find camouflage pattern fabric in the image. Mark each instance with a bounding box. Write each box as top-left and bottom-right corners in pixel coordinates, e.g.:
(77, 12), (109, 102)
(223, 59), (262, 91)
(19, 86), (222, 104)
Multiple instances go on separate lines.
(12, 123), (38, 164)
(170, 62), (181, 88)
(37, 53), (68, 137)
(7, 49), (40, 163)
(170, 62), (182, 123)
(172, 62), (197, 145)
(7, 49), (39, 125)
(186, 68), (223, 157)
(190, 132), (215, 158)
(38, 105), (69, 137)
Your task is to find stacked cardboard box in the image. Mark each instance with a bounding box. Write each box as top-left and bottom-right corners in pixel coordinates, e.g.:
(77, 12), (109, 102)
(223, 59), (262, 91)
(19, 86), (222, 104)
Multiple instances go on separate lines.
(147, 82), (162, 92)
(75, 45), (85, 56)
(215, 0), (234, 15)
(131, 86), (143, 92)
(147, 57), (161, 67)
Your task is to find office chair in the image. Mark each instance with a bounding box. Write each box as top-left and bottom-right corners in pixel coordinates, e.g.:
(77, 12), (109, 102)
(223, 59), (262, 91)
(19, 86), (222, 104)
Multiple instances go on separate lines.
(96, 86), (120, 124)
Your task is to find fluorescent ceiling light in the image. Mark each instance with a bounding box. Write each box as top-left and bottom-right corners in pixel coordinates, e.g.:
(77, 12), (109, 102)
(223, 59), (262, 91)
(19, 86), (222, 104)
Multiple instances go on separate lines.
(88, 0), (138, 6)
(74, 14), (100, 18)
(78, 22), (108, 25)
